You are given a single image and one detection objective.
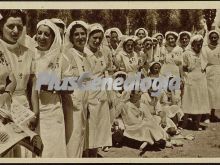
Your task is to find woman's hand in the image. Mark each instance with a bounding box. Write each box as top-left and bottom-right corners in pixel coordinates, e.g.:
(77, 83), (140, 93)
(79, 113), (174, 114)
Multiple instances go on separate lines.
(28, 116), (39, 131)
(0, 93), (12, 108)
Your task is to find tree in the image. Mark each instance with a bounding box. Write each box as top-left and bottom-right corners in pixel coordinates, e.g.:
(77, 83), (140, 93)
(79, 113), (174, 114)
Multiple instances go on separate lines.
(203, 9), (216, 31)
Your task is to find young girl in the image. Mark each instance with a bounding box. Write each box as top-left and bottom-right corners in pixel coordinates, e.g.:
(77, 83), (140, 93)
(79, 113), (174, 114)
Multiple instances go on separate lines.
(181, 34), (210, 131)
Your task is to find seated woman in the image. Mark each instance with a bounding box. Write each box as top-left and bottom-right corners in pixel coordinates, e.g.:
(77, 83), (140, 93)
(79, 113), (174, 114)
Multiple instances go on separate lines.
(114, 88), (170, 151)
(148, 62), (184, 126)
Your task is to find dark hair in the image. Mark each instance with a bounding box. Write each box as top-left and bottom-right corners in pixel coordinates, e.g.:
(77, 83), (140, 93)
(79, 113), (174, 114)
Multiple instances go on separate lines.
(110, 31), (118, 36)
(149, 62), (161, 74)
(180, 33), (190, 39)
(123, 39), (134, 50)
(69, 24), (87, 44)
(55, 23), (65, 31)
(0, 10), (26, 36)
(209, 31), (219, 39)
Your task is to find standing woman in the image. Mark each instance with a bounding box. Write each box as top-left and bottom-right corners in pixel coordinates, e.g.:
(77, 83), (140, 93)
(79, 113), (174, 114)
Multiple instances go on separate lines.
(160, 31), (183, 77)
(84, 23), (112, 157)
(201, 30), (220, 122)
(0, 10), (39, 157)
(114, 36), (139, 75)
(182, 35), (210, 130)
(134, 28), (148, 40)
(0, 11), (17, 123)
(62, 20), (90, 158)
(34, 19), (67, 157)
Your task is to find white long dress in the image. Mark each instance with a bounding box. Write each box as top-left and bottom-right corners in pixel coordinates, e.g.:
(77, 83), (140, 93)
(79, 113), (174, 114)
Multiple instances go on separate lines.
(0, 40), (36, 158)
(160, 45), (183, 77)
(201, 45), (220, 109)
(182, 49), (210, 114)
(61, 47), (91, 157)
(84, 47), (112, 149)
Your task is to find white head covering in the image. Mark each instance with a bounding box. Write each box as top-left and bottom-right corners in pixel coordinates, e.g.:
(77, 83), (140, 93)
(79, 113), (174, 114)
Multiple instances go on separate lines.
(189, 34), (203, 50)
(35, 19), (62, 76)
(108, 27), (123, 39)
(165, 31), (178, 40)
(50, 18), (66, 30)
(88, 23), (104, 37)
(141, 36), (152, 45)
(152, 33), (164, 39)
(36, 19), (62, 52)
(64, 20), (88, 50)
(134, 28), (148, 37)
(115, 35), (135, 55)
(207, 30), (220, 45)
(177, 31), (191, 44)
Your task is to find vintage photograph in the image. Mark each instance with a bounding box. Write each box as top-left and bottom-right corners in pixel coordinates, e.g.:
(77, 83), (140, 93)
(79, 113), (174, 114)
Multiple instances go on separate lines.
(0, 2), (220, 161)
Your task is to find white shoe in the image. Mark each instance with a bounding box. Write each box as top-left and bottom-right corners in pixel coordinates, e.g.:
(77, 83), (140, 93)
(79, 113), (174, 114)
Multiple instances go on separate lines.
(204, 119), (210, 124)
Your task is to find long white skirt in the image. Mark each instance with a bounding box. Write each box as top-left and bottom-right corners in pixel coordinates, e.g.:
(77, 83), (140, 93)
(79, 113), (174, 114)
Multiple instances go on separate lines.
(182, 70), (210, 114)
(85, 91), (112, 149)
(206, 65), (220, 109)
(39, 91), (67, 158)
(63, 91), (88, 158)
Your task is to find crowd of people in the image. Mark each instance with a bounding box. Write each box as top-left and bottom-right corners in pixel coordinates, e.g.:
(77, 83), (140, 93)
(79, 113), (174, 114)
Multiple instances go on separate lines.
(0, 9), (220, 158)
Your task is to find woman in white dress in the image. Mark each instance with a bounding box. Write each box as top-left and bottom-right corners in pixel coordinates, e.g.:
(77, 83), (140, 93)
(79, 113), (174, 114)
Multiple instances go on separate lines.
(61, 20), (90, 157)
(115, 36), (139, 75)
(34, 19), (67, 157)
(0, 9), (39, 158)
(201, 30), (220, 122)
(160, 31), (183, 78)
(181, 34), (210, 130)
(83, 23), (112, 157)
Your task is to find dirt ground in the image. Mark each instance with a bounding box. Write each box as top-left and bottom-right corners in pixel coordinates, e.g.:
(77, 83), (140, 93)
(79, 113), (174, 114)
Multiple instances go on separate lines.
(99, 111), (220, 158)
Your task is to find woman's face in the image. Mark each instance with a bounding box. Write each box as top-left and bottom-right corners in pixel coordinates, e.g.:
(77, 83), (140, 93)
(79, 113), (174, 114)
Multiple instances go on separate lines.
(137, 29), (146, 39)
(71, 27), (87, 51)
(209, 32), (219, 46)
(2, 17), (24, 44)
(143, 40), (152, 50)
(36, 25), (55, 51)
(151, 63), (161, 75)
(88, 31), (103, 50)
(152, 39), (158, 49)
(156, 35), (163, 46)
(124, 40), (134, 53)
(110, 32), (119, 44)
(180, 34), (190, 47)
(166, 34), (177, 47)
(134, 39), (142, 52)
(192, 40), (203, 54)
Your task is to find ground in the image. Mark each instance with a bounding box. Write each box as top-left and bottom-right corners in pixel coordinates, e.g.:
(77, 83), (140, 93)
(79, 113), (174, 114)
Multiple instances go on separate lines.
(99, 112), (220, 158)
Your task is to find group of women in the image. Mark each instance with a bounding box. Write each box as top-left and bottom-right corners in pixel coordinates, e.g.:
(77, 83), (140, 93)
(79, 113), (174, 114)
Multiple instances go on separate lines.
(0, 10), (220, 158)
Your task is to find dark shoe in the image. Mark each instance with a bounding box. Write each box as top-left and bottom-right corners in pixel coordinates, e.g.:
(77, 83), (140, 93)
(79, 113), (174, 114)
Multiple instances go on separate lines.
(210, 115), (220, 123)
(154, 139), (166, 149)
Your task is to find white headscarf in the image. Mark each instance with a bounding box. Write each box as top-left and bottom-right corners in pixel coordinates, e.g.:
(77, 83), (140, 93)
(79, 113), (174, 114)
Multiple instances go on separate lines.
(165, 31), (178, 40)
(115, 35), (135, 55)
(35, 19), (62, 77)
(134, 28), (148, 37)
(88, 23), (104, 37)
(152, 37), (160, 62)
(207, 30), (220, 45)
(64, 20), (88, 51)
(108, 27), (123, 39)
(50, 18), (66, 31)
(189, 34), (203, 49)
(141, 36), (154, 63)
(152, 32), (165, 47)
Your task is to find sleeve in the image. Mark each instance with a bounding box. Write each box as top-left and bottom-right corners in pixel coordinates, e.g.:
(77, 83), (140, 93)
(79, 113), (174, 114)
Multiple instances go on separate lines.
(201, 47), (208, 70)
(182, 51), (189, 67)
(60, 53), (77, 79)
(114, 51), (123, 69)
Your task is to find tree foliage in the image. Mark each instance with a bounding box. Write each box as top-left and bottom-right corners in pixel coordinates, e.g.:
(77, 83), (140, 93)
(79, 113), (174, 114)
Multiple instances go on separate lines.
(24, 9), (212, 37)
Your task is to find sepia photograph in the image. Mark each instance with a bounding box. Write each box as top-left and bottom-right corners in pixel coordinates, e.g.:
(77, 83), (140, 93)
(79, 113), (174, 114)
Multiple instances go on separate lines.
(0, 1), (220, 163)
